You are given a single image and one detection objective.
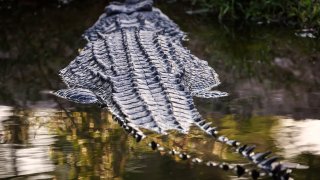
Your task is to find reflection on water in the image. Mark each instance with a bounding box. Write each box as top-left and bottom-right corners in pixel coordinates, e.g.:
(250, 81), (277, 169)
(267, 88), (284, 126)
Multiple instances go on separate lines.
(0, 106), (320, 179)
(0, 0), (320, 179)
(0, 107), (56, 179)
(0, 106), (13, 122)
(0, 106), (231, 179)
(273, 118), (320, 158)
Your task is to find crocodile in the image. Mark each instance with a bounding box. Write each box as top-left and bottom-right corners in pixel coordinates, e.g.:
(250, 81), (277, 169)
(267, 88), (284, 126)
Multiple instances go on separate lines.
(56, 0), (228, 138)
(54, 0), (295, 179)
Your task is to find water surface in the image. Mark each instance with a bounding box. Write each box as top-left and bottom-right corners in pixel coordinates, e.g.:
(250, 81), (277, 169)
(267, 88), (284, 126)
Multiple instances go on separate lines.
(0, 0), (320, 179)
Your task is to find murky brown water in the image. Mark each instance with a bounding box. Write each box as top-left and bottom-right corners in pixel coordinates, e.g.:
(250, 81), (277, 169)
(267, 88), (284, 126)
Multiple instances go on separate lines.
(0, 0), (320, 179)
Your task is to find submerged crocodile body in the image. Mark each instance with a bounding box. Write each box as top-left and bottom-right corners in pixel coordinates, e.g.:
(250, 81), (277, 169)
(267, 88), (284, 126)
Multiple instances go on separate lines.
(54, 0), (295, 179)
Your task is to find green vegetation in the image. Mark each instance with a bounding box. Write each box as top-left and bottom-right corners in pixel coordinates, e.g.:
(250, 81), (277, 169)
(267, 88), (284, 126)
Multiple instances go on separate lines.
(187, 0), (320, 30)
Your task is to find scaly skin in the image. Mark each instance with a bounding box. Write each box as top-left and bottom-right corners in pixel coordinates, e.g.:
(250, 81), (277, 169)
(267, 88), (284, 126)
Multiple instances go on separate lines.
(57, 28), (225, 136)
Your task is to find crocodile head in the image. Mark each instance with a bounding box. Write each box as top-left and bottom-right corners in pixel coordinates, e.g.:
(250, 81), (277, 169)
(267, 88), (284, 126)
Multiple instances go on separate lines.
(105, 0), (153, 16)
(84, 0), (184, 42)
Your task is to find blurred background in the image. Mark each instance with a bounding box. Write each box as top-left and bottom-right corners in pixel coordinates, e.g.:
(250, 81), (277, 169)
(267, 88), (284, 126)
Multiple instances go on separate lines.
(0, 0), (319, 179)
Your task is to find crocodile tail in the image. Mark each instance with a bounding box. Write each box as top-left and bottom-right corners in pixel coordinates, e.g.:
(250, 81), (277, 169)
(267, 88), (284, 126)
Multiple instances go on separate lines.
(118, 129), (294, 180)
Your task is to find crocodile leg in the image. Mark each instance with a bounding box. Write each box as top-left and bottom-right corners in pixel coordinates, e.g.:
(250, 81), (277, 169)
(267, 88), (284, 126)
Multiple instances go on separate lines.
(54, 88), (99, 104)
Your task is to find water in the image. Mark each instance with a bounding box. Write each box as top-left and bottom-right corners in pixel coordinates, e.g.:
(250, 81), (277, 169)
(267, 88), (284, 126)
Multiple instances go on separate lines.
(0, 0), (320, 179)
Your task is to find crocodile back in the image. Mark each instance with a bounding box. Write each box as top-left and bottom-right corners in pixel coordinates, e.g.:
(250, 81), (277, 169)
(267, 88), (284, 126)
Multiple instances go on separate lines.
(60, 28), (221, 134)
